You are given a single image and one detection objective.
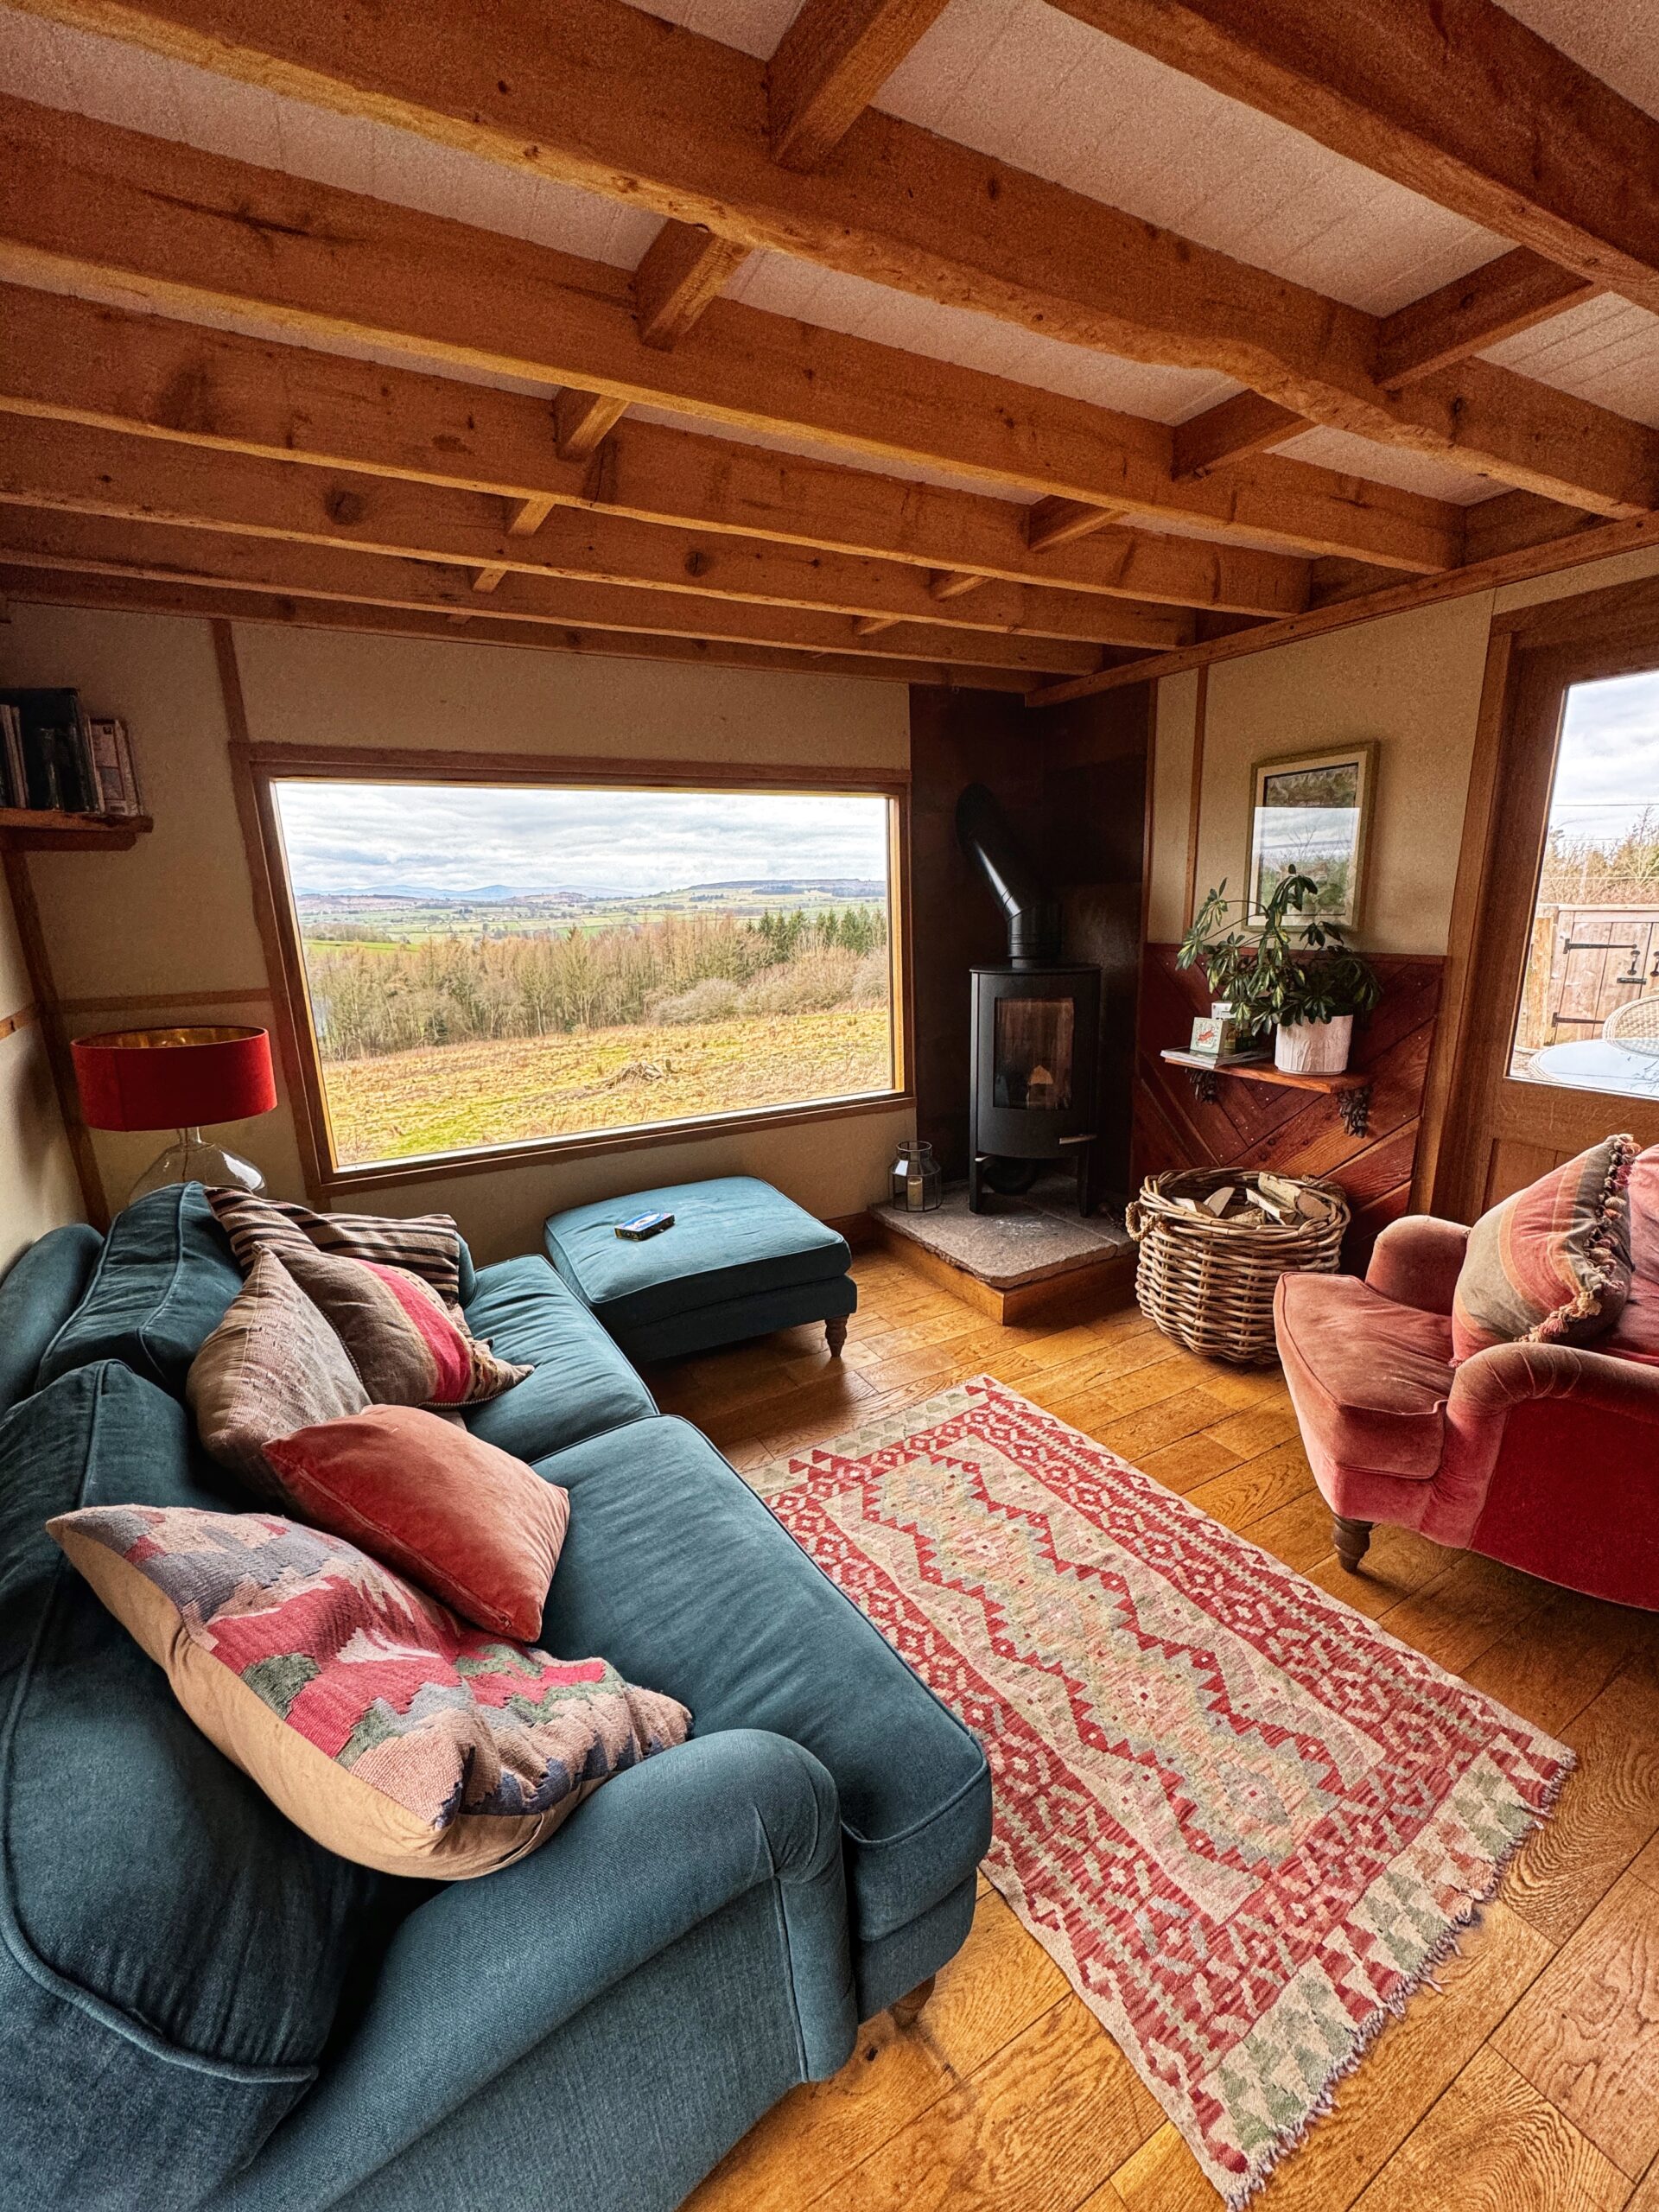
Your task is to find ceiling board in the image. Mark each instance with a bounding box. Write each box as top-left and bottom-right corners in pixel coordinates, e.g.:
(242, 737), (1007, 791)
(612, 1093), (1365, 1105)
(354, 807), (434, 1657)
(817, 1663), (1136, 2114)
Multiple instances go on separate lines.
(1496, 0), (1659, 123)
(1482, 295), (1659, 432)
(1270, 428), (1505, 507)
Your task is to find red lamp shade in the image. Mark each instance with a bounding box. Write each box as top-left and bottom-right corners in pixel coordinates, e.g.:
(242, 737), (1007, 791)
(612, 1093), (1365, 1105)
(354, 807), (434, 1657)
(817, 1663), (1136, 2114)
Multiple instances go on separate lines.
(72, 1026), (277, 1133)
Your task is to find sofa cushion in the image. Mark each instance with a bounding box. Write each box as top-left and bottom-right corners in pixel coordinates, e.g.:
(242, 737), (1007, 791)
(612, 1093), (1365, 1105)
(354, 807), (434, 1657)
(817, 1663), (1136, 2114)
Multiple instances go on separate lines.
(0, 1364), (384, 2079)
(534, 1414), (990, 1948)
(208, 1188), (471, 1308)
(51, 1501), (690, 1880)
(264, 1405), (569, 1641)
(37, 1183), (242, 1396)
(1275, 1272), (1456, 1481)
(0, 1222), (101, 1412)
(462, 1256), (656, 1459)
(1451, 1133), (1636, 1362)
(543, 1177), (850, 1333)
(188, 1250), (370, 1493)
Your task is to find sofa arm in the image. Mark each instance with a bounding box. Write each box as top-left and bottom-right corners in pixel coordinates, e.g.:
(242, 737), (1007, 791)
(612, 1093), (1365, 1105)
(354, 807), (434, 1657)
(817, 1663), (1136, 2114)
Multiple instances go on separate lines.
(1364, 1215), (1470, 1315)
(1450, 1336), (1659, 1425)
(220, 1731), (855, 2212)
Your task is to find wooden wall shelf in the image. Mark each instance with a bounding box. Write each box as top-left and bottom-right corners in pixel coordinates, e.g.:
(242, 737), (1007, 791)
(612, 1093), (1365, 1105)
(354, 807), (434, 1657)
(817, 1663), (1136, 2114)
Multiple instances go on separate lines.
(0, 808), (152, 852)
(1160, 1049), (1373, 1134)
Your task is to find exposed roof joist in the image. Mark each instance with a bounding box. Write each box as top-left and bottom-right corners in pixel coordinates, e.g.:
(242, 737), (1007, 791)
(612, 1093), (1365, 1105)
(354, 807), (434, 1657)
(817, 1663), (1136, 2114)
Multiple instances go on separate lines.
(0, 103), (1461, 571)
(9, 0), (1652, 516)
(0, 563), (1042, 688)
(1048, 0), (1659, 317)
(0, 286), (1313, 616)
(0, 507), (1109, 674)
(0, 414), (1194, 649)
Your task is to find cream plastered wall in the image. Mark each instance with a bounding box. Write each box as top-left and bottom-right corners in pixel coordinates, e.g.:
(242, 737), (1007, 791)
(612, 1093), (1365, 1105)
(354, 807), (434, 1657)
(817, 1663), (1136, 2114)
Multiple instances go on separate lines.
(0, 877), (83, 1267)
(1147, 539), (1659, 960)
(3, 605), (913, 1260)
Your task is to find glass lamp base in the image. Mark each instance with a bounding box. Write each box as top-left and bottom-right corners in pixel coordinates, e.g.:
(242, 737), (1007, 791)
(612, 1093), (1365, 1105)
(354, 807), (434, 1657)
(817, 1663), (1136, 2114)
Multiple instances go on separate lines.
(128, 1127), (265, 1205)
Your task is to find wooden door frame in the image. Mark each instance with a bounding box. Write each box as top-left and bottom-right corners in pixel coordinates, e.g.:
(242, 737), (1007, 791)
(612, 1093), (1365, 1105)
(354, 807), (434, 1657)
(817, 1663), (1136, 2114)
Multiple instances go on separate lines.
(1420, 570), (1659, 1222)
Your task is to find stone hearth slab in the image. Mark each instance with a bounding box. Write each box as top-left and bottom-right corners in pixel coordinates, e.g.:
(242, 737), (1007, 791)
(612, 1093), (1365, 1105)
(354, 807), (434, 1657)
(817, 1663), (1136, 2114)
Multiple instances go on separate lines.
(874, 1177), (1134, 1292)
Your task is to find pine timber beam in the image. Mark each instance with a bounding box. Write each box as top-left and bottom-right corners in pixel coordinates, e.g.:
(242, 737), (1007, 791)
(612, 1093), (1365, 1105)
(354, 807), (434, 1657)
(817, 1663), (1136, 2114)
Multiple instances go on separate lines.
(9, 3), (1653, 513)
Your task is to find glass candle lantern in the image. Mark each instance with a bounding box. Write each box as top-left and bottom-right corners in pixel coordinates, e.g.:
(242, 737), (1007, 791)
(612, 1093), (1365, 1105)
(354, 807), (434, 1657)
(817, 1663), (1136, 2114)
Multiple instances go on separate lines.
(889, 1140), (943, 1213)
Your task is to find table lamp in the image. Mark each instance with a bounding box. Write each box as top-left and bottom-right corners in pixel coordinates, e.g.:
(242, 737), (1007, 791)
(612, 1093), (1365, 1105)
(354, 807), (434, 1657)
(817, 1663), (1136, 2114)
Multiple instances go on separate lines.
(72, 1025), (277, 1202)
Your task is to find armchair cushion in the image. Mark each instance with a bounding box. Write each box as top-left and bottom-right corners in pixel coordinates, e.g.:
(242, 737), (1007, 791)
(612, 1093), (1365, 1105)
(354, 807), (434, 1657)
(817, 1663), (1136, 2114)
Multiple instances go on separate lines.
(1450, 1133), (1636, 1362)
(1274, 1271), (1454, 1482)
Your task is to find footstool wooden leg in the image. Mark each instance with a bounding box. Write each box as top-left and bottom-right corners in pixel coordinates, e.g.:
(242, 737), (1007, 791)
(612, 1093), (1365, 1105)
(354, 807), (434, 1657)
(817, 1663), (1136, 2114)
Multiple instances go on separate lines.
(889, 1975), (934, 2031)
(1332, 1514), (1374, 1573)
(825, 1314), (848, 1357)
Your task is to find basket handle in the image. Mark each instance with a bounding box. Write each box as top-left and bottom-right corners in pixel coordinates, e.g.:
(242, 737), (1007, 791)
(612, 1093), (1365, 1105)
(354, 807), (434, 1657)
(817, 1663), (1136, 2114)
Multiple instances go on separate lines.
(1125, 1201), (1148, 1241)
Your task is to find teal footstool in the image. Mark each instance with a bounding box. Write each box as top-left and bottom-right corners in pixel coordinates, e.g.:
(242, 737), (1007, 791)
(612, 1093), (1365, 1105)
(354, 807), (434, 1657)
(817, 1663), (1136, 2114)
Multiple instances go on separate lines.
(543, 1175), (857, 1363)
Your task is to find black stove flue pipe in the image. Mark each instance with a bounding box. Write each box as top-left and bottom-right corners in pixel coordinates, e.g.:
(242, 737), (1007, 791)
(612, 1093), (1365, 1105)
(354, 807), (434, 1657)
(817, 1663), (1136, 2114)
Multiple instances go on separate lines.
(955, 783), (1063, 967)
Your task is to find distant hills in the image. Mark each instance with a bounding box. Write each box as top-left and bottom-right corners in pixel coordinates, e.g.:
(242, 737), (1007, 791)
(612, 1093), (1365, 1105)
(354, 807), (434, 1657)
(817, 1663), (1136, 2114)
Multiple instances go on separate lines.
(297, 878), (887, 909)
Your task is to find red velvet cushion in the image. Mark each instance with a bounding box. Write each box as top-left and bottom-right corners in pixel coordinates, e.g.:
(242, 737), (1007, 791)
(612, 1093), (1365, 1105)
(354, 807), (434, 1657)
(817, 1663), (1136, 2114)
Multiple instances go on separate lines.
(1275, 1273), (1455, 1481)
(1451, 1134), (1636, 1363)
(264, 1406), (569, 1639)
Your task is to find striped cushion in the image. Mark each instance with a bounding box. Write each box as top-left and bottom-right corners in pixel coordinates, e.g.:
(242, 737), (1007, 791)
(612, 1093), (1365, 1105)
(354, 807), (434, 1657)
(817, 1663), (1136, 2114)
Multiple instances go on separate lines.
(208, 1191), (465, 1306)
(207, 1189), (526, 1408)
(1452, 1134), (1637, 1363)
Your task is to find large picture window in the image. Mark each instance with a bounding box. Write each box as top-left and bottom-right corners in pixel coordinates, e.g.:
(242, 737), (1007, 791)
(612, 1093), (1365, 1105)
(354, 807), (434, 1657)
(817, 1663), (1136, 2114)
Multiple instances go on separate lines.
(263, 771), (904, 1175)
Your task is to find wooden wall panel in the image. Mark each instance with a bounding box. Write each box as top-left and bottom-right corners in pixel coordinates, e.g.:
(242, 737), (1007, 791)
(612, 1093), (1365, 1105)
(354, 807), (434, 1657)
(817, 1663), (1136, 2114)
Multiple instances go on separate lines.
(1132, 945), (1445, 1266)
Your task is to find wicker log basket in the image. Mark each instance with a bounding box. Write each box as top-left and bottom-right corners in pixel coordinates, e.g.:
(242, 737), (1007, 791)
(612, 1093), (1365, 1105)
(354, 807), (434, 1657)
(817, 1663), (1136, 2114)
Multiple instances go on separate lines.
(1127, 1167), (1350, 1366)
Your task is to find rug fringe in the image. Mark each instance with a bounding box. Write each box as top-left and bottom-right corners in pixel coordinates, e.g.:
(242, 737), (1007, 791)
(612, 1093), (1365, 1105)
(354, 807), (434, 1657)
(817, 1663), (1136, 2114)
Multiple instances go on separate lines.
(1217, 1750), (1577, 2210)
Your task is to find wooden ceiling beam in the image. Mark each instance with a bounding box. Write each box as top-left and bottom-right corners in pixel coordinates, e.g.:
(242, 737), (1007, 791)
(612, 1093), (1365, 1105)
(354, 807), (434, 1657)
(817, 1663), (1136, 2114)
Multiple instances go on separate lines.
(1374, 248), (1601, 390)
(0, 562), (1040, 688)
(1046, 0), (1659, 316)
(553, 388), (629, 461)
(0, 115), (1458, 572)
(767, 0), (953, 170)
(632, 225), (751, 351)
(0, 415), (1192, 646)
(1173, 392), (1306, 480)
(0, 287), (1313, 613)
(1025, 499), (1124, 553)
(0, 508), (1106, 674)
(12, 3), (1653, 514)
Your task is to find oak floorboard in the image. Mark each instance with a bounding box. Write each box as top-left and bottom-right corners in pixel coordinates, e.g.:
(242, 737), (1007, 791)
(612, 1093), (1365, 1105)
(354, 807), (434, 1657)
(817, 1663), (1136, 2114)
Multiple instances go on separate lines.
(817, 1999), (1164, 2212)
(1493, 1866), (1659, 2177)
(1462, 1587), (1653, 1738)
(1236, 1485), (1346, 1573)
(1370, 1548), (1554, 1675)
(1135, 1428), (1244, 1493)
(1344, 2045), (1629, 2212)
(1503, 1669), (1659, 1948)
(1180, 1438), (1313, 1534)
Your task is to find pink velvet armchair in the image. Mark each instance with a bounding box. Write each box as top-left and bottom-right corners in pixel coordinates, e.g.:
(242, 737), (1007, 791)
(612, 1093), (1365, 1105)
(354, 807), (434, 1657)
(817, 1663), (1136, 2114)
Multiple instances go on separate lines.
(1273, 1147), (1659, 1611)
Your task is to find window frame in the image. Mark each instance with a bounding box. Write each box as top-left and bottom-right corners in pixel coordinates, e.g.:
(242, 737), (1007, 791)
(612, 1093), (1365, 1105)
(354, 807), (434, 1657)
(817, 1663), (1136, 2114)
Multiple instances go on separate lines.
(233, 741), (913, 1199)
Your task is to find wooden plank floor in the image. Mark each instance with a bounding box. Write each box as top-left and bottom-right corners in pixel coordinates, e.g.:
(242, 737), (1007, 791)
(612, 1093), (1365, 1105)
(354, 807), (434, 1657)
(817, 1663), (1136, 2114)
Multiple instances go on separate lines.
(647, 1246), (1659, 2212)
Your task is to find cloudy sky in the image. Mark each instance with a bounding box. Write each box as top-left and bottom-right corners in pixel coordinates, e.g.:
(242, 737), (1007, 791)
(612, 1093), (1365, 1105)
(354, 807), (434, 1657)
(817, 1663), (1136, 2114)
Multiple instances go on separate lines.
(1551, 668), (1659, 845)
(272, 780), (891, 897)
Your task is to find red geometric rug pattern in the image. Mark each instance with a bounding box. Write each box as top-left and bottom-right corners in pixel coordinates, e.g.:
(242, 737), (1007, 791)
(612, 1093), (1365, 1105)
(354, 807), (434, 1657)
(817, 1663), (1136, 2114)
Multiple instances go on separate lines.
(753, 1376), (1572, 2206)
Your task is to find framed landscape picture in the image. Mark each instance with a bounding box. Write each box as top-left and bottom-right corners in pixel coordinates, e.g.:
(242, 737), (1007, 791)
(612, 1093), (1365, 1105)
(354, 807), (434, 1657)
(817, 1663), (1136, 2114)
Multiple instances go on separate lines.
(1245, 741), (1376, 926)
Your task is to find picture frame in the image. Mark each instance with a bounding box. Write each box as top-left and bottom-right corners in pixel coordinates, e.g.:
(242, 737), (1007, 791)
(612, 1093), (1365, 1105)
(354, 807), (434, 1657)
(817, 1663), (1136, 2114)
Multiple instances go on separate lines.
(1244, 741), (1376, 928)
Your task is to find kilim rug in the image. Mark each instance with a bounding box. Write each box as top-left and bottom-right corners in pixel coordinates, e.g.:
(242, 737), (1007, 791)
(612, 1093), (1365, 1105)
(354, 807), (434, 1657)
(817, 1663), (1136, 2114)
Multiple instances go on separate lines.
(748, 1375), (1573, 2207)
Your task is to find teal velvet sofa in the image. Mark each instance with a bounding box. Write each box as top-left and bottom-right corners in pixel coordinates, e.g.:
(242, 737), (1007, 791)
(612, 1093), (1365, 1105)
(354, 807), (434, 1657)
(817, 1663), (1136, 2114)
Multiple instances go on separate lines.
(0, 1186), (990, 2212)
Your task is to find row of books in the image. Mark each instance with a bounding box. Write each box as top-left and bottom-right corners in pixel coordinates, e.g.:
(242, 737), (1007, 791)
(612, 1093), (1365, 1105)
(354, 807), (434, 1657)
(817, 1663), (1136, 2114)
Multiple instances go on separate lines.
(0, 689), (143, 817)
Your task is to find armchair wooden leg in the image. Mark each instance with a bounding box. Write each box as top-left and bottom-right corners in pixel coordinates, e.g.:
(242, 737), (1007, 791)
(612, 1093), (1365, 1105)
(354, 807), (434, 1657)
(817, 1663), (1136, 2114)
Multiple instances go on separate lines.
(889, 1975), (934, 2031)
(825, 1314), (848, 1357)
(1332, 1515), (1374, 1573)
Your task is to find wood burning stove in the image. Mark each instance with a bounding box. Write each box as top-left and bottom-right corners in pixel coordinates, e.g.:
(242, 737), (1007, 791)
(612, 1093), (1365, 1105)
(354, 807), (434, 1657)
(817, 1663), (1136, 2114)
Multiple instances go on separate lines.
(957, 785), (1102, 1214)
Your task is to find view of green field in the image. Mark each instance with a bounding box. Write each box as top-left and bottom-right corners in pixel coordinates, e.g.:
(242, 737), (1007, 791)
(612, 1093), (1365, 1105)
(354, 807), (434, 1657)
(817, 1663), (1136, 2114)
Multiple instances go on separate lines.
(297, 890), (894, 1163)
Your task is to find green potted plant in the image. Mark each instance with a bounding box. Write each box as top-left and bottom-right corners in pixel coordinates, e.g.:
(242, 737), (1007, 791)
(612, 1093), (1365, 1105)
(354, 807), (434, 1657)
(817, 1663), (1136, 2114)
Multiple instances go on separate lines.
(1179, 871), (1382, 1074)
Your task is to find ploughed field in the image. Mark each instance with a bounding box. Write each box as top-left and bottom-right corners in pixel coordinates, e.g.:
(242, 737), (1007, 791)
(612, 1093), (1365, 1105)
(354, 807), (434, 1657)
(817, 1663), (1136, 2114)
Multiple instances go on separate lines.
(321, 1007), (893, 1163)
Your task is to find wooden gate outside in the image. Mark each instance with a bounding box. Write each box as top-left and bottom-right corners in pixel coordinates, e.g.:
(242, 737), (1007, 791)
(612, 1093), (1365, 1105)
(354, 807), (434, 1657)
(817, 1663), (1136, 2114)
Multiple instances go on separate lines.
(1514, 904), (1659, 1067)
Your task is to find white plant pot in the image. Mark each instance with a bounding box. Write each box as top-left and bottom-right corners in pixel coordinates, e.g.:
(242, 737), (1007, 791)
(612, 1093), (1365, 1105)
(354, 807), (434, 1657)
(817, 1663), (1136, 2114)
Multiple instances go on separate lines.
(1274, 1015), (1353, 1074)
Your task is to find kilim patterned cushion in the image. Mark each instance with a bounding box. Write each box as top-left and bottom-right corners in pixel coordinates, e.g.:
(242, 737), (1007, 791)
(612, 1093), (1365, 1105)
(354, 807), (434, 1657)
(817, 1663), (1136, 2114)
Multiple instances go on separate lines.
(187, 1251), (369, 1493)
(208, 1190), (527, 1408)
(1452, 1132), (1637, 1362)
(48, 1503), (690, 1878)
(208, 1189), (467, 1305)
